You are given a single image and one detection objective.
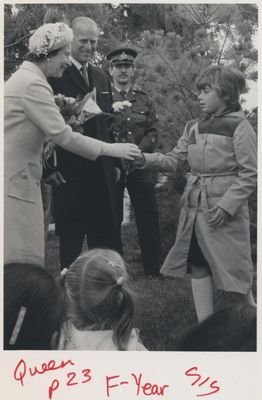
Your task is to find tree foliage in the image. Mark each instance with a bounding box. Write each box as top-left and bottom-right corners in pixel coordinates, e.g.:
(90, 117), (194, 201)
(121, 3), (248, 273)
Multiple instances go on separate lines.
(4, 3), (257, 148)
(4, 3), (257, 259)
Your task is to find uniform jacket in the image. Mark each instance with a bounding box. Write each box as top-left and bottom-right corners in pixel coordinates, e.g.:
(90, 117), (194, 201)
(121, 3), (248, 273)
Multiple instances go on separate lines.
(4, 61), (102, 265)
(112, 85), (159, 153)
(146, 111), (257, 294)
(48, 64), (120, 233)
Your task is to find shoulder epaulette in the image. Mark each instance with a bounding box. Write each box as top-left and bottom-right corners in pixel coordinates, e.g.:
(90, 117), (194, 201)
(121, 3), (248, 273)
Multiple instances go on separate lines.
(132, 84), (146, 95)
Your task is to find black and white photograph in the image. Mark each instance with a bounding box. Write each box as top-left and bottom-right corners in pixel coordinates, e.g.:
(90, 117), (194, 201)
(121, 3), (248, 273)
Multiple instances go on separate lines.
(1, 1), (260, 398)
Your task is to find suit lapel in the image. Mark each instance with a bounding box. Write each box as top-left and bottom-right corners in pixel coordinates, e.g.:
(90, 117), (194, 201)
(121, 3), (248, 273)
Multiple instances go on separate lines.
(65, 64), (104, 93)
(65, 64), (90, 94)
(89, 64), (108, 93)
(111, 88), (123, 102)
(89, 65), (112, 112)
(126, 87), (137, 102)
(63, 64), (111, 111)
(88, 64), (95, 91)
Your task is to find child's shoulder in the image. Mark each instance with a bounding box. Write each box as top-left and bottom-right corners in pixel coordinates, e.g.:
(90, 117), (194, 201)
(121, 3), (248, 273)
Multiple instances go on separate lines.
(220, 110), (246, 125)
(198, 111), (247, 137)
(185, 118), (199, 132)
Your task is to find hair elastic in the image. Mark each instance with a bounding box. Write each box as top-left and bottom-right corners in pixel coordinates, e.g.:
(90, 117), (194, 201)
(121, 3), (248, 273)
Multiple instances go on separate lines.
(60, 268), (69, 277)
(9, 306), (27, 346)
(116, 277), (124, 286)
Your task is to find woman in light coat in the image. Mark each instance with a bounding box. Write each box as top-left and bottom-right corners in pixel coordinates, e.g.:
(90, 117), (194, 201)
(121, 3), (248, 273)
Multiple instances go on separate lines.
(4, 23), (140, 266)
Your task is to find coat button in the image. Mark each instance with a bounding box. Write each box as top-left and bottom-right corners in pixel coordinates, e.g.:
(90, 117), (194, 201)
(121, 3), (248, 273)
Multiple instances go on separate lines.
(21, 173), (28, 179)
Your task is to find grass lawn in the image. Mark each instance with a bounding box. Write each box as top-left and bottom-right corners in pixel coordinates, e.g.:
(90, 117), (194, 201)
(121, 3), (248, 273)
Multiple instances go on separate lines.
(45, 182), (257, 351)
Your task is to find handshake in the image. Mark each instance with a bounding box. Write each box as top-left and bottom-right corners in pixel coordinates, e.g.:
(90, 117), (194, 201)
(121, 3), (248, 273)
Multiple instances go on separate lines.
(128, 151), (146, 172)
(101, 142), (146, 167)
(101, 143), (146, 175)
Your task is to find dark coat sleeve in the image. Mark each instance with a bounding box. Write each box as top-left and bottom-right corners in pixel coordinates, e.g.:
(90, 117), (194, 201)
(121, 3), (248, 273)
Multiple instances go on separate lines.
(139, 96), (159, 153)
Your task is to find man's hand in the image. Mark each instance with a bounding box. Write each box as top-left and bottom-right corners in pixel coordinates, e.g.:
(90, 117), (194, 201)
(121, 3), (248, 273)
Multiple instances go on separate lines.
(208, 205), (231, 227)
(44, 171), (66, 186)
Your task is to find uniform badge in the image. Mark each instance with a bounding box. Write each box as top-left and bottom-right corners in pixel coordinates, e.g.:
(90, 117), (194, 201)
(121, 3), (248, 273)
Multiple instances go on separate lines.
(119, 52), (128, 60)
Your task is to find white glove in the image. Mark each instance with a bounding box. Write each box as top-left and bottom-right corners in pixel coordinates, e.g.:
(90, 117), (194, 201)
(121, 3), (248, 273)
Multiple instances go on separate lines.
(101, 143), (141, 160)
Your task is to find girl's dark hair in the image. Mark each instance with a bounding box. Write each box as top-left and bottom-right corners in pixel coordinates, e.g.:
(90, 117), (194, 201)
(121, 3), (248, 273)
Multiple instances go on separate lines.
(196, 65), (246, 111)
(4, 263), (64, 350)
(176, 305), (257, 351)
(65, 249), (135, 350)
(25, 48), (60, 62)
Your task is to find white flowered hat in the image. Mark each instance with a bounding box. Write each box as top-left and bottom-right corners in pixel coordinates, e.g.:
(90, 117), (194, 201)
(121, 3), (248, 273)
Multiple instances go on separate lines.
(28, 22), (74, 57)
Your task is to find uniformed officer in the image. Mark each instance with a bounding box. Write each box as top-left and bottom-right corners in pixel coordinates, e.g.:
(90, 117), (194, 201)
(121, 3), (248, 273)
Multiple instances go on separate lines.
(107, 47), (162, 276)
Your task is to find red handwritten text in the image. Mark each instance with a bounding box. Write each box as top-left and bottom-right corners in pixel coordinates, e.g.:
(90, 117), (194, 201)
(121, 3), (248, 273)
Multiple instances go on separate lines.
(49, 379), (59, 400)
(48, 369), (92, 400)
(13, 358), (75, 387)
(185, 366), (220, 397)
(106, 373), (169, 397)
(12, 358), (222, 400)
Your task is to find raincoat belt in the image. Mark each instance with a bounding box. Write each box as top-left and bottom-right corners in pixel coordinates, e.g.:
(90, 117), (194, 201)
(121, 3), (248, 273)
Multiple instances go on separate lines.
(183, 171), (237, 218)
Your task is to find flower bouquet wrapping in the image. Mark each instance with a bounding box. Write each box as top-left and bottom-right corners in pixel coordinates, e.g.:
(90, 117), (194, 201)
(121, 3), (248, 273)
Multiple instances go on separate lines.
(55, 88), (104, 128)
(43, 89), (104, 168)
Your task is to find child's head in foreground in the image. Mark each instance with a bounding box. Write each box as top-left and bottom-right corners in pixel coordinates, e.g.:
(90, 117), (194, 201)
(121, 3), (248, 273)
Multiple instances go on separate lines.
(4, 263), (64, 350)
(196, 65), (246, 115)
(176, 304), (256, 351)
(65, 248), (135, 350)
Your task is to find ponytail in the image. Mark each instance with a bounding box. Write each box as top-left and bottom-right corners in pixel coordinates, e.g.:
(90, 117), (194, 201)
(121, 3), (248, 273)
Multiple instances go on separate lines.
(64, 249), (136, 350)
(111, 284), (135, 350)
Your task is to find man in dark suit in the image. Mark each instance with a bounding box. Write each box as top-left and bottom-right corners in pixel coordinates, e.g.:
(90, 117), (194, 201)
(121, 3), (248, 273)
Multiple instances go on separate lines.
(46, 16), (122, 268)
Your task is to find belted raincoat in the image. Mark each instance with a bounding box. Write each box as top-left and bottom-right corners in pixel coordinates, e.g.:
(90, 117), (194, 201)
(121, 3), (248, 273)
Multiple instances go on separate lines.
(145, 111), (257, 294)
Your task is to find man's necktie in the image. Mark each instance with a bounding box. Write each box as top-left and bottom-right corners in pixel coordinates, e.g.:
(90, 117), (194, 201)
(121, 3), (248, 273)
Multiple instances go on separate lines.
(120, 90), (127, 100)
(80, 66), (89, 87)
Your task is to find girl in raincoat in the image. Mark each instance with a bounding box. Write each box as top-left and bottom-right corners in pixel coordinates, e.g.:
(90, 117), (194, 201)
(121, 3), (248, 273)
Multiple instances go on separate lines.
(141, 66), (257, 322)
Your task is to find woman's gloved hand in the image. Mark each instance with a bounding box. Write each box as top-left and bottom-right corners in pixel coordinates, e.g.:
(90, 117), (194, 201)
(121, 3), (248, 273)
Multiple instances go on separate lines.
(101, 143), (141, 160)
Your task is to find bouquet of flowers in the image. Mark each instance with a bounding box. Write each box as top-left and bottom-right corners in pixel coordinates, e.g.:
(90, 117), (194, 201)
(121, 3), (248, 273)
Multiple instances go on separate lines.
(111, 100), (133, 143)
(43, 89), (103, 168)
(55, 89), (103, 128)
(54, 93), (82, 127)
(110, 100), (135, 173)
